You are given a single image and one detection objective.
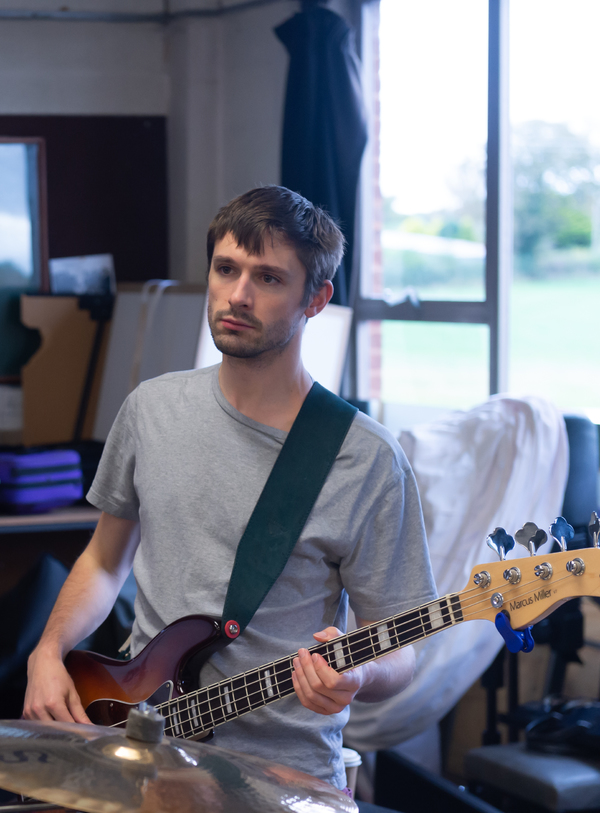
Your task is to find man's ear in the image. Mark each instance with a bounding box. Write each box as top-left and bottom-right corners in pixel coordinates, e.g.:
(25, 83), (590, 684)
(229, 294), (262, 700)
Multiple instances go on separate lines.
(304, 280), (334, 318)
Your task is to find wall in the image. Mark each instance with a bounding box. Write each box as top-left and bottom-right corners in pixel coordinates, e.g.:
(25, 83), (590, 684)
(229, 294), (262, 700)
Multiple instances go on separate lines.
(167, 2), (291, 282)
(0, 0), (361, 282)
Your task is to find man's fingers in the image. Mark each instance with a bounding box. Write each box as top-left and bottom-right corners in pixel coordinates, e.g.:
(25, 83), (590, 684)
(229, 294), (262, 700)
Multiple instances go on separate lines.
(312, 626), (342, 643)
(25, 697), (74, 723)
(310, 652), (345, 690)
(292, 648), (359, 715)
(67, 691), (92, 725)
(23, 655), (88, 725)
(292, 667), (341, 714)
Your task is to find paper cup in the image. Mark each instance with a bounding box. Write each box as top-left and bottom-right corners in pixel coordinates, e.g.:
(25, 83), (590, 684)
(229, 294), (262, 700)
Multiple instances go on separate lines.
(342, 747), (362, 796)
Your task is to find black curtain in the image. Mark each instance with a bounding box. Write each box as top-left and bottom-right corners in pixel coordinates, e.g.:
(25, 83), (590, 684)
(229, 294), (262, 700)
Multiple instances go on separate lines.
(275, 6), (368, 307)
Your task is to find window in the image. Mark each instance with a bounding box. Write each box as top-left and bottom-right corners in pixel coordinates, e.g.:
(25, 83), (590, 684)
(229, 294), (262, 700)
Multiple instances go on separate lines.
(509, 0), (600, 416)
(0, 137), (48, 378)
(0, 138), (47, 292)
(358, 0), (600, 419)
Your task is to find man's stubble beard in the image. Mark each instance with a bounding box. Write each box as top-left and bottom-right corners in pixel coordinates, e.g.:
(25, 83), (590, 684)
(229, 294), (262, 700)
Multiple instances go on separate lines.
(207, 302), (304, 360)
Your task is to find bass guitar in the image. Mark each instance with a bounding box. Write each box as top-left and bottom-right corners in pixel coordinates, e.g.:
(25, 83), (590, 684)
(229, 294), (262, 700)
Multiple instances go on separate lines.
(66, 516), (600, 742)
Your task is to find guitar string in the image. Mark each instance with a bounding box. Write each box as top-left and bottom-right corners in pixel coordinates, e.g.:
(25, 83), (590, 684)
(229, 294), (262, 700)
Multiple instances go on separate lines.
(174, 569), (575, 732)
(113, 570), (575, 735)
(109, 591), (461, 730)
(151, 571), (573, 736)
(119, 570), (574, 735)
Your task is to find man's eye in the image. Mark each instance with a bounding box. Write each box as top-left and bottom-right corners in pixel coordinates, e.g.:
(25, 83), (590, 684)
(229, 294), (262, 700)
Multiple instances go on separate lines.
(218, 265), (233, 275)
(263, 274), (279, 284)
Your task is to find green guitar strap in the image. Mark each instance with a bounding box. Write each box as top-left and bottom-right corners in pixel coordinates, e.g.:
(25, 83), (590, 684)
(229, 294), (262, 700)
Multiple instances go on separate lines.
(220, 382), (358, 640)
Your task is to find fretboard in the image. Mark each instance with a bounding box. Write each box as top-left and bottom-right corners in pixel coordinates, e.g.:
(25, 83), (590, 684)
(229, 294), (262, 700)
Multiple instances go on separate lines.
(156, 593), (464, 739)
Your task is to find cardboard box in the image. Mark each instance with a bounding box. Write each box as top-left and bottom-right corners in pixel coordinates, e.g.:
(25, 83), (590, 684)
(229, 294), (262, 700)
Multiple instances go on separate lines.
(20, 295), (109, 446)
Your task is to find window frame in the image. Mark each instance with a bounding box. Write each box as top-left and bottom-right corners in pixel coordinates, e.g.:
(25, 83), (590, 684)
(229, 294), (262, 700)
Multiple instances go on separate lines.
(352, 0), (511, 399)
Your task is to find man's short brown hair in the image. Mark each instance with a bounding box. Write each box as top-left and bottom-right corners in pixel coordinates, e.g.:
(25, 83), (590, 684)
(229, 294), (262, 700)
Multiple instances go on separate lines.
(206, 186), (345, 304)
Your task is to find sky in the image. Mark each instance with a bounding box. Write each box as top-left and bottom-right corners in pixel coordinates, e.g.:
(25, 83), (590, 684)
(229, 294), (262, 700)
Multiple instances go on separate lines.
(379, 0), (600, 215)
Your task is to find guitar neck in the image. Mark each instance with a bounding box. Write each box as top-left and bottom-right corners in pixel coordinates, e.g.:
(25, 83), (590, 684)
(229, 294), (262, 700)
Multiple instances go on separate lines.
(157, 592), (464, 739)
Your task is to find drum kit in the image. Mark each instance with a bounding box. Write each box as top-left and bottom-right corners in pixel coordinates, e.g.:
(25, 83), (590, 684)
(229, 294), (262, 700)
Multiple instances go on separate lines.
(0, 706), (357, 813)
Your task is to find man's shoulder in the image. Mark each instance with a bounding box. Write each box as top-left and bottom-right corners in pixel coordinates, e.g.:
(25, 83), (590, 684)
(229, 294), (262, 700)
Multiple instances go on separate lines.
(344, 410), (411, 475)
(136, 365), (217, 398)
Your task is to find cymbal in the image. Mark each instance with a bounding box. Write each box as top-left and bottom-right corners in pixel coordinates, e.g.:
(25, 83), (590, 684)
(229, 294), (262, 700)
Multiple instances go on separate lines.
(0, 719), (357, 813)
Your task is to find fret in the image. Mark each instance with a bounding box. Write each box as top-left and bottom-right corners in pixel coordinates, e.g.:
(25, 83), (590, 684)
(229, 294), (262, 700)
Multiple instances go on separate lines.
(258, 665), (277, 704)
(230, 674), (251, 717)
(181, 694), (197, 738)
(195, 688), (216, 732)
(208, 684), (226, 725)
(221, 683), (235, 718)
(187, 693), (201, 729)
(194, 686), (217, 729)
(159, 705), (176, 737)
(347, 626), (372, 666)
(263, 668), (276, 699)
(274, 658), (294, 697)
(450, 593), (463, 622)
(318, 642), (333, 670)
(176, 695), (190, 737)
(332, 638), (348, 670)
(392, 609), (421, 647)
(172, 699), (182, 737)
(368, 624), (378, 659)
(375, 621), (392, 652)
(421, 599), (453, 636)
(246, 669), (266, 710)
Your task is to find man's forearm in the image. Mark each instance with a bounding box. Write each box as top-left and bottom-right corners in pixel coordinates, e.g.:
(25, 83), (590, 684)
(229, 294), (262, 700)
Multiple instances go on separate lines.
(354, 645), (416, 703)
(33, 512), (140, 660)
(34, 548), (129, 659)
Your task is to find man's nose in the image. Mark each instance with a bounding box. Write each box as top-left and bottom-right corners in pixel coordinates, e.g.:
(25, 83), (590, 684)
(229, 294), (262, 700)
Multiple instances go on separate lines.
(229, 274), (253, 308)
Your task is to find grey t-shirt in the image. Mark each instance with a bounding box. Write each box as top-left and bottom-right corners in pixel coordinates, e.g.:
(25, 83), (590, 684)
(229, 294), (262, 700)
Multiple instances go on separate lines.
(88, 365), (436, 787)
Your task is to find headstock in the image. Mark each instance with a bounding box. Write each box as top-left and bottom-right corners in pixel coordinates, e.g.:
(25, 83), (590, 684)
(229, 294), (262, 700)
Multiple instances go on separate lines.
(463, 516), (600, 631)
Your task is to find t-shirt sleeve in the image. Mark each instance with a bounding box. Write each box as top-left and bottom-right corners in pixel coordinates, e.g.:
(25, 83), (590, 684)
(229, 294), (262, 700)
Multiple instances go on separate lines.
(87, 389), (140, 521)
(341, 453), (437, 623)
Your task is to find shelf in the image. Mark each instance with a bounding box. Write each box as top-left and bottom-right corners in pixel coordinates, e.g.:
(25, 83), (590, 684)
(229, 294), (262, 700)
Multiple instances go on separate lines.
(0, 506), (101, 534)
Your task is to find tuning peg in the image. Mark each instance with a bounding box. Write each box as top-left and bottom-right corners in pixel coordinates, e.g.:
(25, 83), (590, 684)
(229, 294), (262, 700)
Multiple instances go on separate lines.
(590, 512), (600, 548)
(549, 516), (575, 552)
(486, 527), (515, 561)
(515, 522), (548, 556)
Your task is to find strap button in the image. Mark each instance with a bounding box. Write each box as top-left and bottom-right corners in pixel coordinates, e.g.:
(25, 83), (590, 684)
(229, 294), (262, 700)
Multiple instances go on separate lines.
(225, 620), (240, 638)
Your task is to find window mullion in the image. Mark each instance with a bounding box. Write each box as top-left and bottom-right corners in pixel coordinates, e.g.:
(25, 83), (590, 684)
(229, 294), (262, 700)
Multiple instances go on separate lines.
(486, 0), (512, 394)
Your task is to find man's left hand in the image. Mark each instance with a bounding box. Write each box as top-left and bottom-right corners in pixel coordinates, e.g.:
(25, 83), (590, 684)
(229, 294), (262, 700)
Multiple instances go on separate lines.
(291, 626), (364, 715)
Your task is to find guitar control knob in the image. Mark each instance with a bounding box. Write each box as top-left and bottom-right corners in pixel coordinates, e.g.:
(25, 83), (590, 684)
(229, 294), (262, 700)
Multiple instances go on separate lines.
(503, 567), (521, 585)
(473, 571), (491, 588)
(534, 562), (553, 580)
(566, 557), (585, 576)
(491, 592), (504, 609)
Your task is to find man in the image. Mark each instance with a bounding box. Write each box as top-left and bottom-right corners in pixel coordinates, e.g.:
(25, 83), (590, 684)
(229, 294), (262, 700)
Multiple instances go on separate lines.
(24, 186), (436, 790)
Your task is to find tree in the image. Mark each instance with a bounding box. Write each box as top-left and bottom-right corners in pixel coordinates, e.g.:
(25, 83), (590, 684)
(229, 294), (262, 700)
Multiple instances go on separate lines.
(513, 121), (600, 258)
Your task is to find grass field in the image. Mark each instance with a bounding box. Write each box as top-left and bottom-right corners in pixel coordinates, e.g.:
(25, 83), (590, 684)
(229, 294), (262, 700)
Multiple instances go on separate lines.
(379, 276), (600, 412)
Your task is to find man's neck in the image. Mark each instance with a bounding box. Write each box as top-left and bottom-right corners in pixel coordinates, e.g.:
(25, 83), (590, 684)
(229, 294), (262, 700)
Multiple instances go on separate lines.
(218, 350), (313, 432)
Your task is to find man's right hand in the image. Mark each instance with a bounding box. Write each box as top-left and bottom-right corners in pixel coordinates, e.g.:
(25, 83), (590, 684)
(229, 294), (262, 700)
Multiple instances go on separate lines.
(23, 647), (91, 724)
(21, 513), (140, 725)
